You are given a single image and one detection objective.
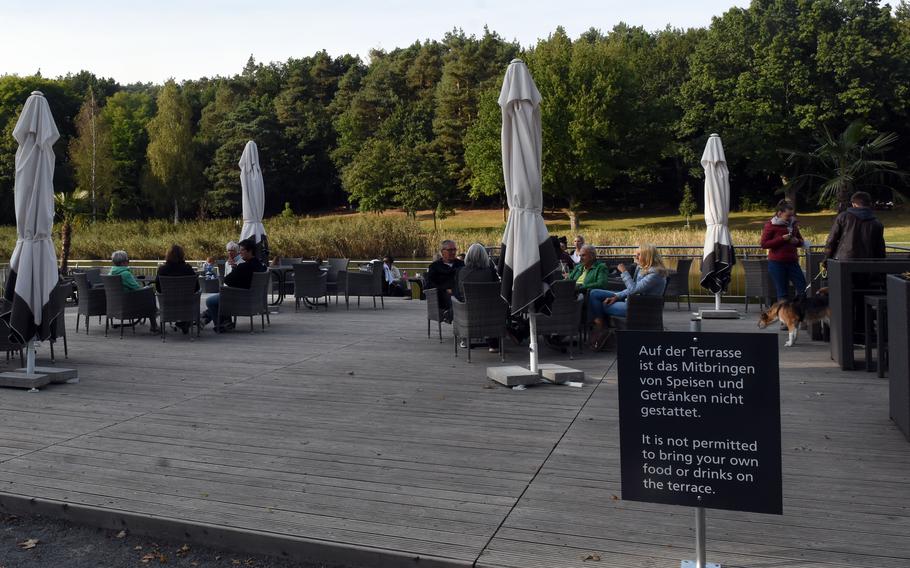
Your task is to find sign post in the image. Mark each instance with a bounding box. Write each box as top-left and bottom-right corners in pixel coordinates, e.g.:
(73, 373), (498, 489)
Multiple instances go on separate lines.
(617, 331), (782, 567)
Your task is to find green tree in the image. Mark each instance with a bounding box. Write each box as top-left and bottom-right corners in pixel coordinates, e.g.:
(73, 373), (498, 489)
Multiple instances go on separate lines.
(679, 183), (697, 228)
(146, 80), (196, 223)
(783, 121), (906, 211)
(54, 190), (88, 274)
(69, 91), (116, 220)
(102, 91), (154, 218)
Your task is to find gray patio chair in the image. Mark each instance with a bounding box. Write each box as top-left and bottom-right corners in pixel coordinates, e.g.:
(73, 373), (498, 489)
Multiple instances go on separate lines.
(424, 287), (451, 342)
(101, 275), (158, 338)
(531, 280), (584, 359)
(325, 258), (348, 304)
(339, 260), (384, 310)
(610, 294), (665, 331)
(293, 262), (328, 311)
(49, 281), (72, 360)
(156, 275), (201, 341)
(218, 271), (270, 333)
(73, 272), (106, 334)
(742, 259), (771, 312)
(452, 281), (508, 363)
(664, 258), (693, 311)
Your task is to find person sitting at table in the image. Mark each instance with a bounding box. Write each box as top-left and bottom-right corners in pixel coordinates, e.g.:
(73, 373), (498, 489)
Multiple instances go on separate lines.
(224, 241), (243, 277)
(587, 244), (668, 350)
(426, 240), (465, 320)
(382, 256), (409, 296)
(455, 243), (500, 351)
(552, 236), (575, 271)
(110, 249), (158, 333)
(202, 238), (266, 331)
(565, 244), (609, 291)
(154, 244), (198, 334)
(202, 256), (219, 280)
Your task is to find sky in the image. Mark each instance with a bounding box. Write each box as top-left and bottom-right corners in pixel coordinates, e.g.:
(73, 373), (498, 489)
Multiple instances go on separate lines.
(1, 0), (750, 84)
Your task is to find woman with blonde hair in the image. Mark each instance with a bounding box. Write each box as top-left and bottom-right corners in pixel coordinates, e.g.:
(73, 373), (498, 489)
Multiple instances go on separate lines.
(587, 244), (668, 349)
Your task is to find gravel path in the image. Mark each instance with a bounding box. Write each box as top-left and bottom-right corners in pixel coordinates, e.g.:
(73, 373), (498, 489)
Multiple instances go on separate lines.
(0, 513), (339, 568)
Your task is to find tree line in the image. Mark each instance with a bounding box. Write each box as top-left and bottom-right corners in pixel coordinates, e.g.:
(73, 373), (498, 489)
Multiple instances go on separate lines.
(1, 0), (908, 229)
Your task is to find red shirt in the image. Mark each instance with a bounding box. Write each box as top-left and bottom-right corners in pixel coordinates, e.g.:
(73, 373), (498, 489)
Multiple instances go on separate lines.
(760, 220), (803, 263)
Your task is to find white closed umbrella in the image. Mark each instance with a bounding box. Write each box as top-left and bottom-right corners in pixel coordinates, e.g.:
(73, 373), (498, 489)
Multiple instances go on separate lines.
(6, 91), (61, 374)
(700, 134), (736, 309)
(498, 59), (559, 373)
(238, 140), (266, 244)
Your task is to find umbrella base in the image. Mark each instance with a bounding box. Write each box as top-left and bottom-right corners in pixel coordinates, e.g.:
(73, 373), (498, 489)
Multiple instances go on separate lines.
(537, 364), (584, 384)
(487, 365), (540, 387)
(699, 308), (740, 319)
(17, 367), (78, 384)
(0, 371), (50, 389)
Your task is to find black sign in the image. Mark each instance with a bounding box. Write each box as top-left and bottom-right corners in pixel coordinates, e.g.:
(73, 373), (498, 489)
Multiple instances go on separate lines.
(617, 331), (782, 515)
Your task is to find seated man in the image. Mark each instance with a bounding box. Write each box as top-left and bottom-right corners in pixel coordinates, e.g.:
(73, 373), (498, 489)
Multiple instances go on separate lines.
(425, 240), (464, 319)
(565, 244), (609, 291)
(202, 238), (266, 331)
(110, 249), (158, 333)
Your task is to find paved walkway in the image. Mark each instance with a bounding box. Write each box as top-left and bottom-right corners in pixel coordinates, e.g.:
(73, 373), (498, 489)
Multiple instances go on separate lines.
(0, 298), (907, 568)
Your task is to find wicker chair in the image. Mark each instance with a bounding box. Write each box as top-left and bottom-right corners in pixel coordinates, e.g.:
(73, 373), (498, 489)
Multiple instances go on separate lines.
(452, 281), (508, 363)
(531, 280), (584, 358)
(664, 258), (693, 311)
(156, 275), (201, 341)
(293, 263), (328, 311)
(218, 271), (270, 333)
(73, 272), (107, 334)
(424, 287), (451, 342)
(339, 260), (384, 310)
(48, 281), (72, 361)
(0, 306), (24, 367)
(325, 258), (348, 304)
(742, 259), (771, 312)
(610, 294), (665, 331)
(101, 275), (158, 338)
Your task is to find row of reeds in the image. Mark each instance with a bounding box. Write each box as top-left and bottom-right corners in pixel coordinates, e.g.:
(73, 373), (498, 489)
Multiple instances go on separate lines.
(0, 214), (826, 262)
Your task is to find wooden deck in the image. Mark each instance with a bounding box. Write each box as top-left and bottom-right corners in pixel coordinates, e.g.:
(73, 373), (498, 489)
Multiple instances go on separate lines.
(0, 297), (907, 568)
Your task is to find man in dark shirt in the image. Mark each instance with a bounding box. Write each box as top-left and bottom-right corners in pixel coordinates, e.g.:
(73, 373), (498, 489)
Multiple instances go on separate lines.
(425, 240), (464, 317)
(824, 191), (886, 262)
(203, 238), (267, 330)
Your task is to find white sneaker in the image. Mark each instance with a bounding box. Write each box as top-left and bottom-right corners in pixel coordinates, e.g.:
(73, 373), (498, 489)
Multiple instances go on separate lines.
(459, 339), (468, 348)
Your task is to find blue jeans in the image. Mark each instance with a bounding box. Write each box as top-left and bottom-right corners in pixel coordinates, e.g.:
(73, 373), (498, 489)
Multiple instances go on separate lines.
(588, 289), (628, 321)
(768, 260), (806, 300)
(204, 294), (220, 322)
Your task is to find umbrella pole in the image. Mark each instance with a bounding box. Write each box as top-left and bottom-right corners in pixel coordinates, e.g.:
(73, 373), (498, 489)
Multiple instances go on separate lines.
(714, 292), (722, 311)
(26, 340), (36, 375)
(528, 313), (539, 373)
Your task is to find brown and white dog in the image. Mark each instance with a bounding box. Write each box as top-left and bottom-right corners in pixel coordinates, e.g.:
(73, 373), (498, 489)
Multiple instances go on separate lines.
(758, 289), (830, 347)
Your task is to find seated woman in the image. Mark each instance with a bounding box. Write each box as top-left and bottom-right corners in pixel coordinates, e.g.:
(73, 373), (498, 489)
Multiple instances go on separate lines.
(202, 238), (266, 331)
(588, 243), (668, 349)
(110, 250), (158, 333)
(154, 244), (198, 334)
(455, 243), (500, 352)
(224, 241), (243, 277)
(382, 256), (410, 296)
(565, 244), (609, 291)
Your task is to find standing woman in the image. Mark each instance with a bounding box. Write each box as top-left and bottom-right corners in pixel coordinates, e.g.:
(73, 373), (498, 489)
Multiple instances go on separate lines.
(760, 200), (806, 300)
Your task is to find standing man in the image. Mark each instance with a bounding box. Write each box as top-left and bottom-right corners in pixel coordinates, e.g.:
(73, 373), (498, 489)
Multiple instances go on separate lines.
(824, 191), (886, 263)
(426, 240), (465, 319)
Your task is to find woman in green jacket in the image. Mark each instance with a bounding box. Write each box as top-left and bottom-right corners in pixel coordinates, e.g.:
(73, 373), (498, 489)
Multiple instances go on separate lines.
(110, 250), (158, 333)
(566, 244), (610, 290)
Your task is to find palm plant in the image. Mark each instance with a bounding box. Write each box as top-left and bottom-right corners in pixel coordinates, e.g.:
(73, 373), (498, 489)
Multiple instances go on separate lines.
(54, 190), (88, 275)
(782, 121), (906, 211)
